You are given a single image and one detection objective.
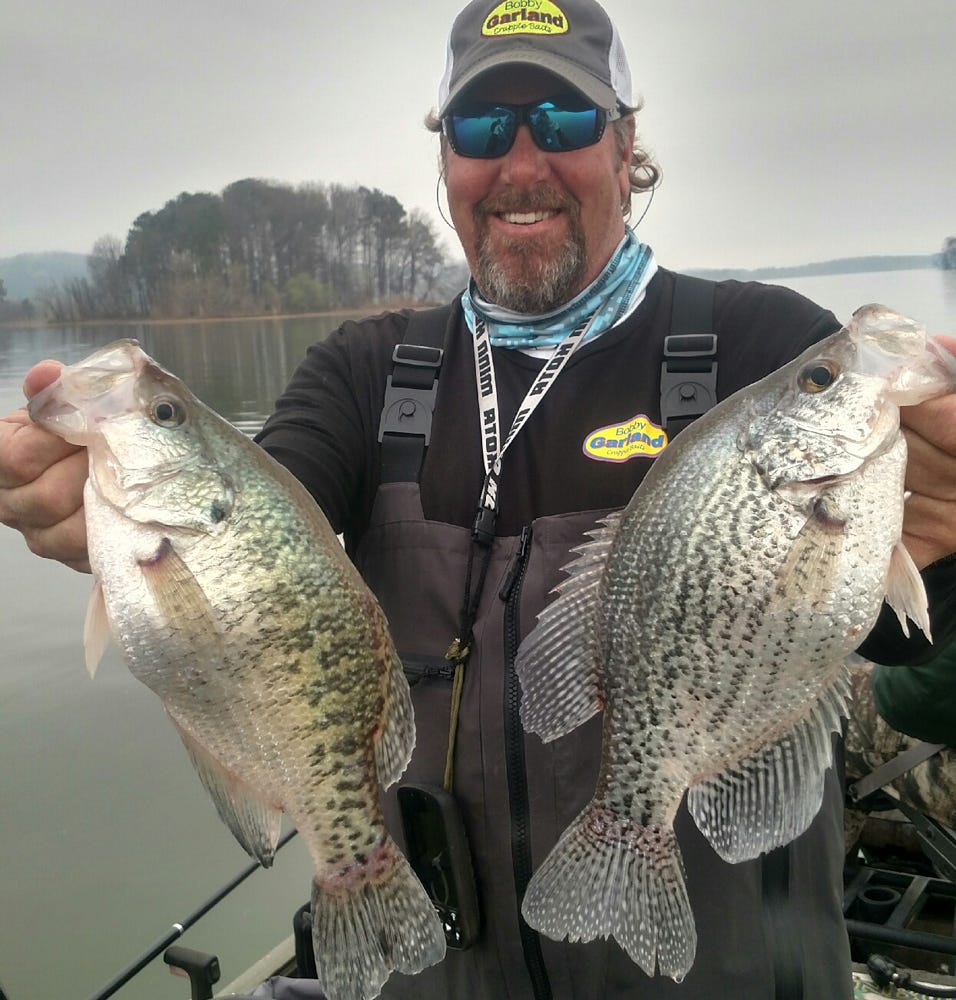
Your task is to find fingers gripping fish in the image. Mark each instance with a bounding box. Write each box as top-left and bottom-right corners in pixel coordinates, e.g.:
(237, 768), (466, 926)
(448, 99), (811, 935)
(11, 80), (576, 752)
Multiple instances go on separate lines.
(515, 305), (956, 982)
(28, 341), (445, 1000)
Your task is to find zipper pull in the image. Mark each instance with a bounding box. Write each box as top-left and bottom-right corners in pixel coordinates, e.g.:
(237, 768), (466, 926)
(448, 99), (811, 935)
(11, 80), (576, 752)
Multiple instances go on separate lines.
(499, 525), (533, 602)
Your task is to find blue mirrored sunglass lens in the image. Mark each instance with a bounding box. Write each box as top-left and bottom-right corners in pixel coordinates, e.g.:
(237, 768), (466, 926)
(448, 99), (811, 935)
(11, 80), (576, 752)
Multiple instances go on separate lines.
(450, 109), (517, 157)
(529, 106), (600, 151)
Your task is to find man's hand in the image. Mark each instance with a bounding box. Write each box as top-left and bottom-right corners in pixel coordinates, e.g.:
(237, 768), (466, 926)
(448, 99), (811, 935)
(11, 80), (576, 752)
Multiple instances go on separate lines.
(901, 334), (956, 570)
(0, 361), (91, 572)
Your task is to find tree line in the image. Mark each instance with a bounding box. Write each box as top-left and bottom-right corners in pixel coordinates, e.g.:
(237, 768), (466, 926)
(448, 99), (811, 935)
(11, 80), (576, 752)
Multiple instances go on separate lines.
(33, 179), (453, 322)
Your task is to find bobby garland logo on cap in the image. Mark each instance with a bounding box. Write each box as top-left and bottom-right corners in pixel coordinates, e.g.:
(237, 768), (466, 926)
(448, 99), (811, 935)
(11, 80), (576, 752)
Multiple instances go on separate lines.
(483, 1), (570, 36)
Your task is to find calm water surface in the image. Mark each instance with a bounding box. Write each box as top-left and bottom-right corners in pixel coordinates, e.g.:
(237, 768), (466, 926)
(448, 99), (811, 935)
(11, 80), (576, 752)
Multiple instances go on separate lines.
(1, 271), (955, 1000)
(0, 314), (357, 1000)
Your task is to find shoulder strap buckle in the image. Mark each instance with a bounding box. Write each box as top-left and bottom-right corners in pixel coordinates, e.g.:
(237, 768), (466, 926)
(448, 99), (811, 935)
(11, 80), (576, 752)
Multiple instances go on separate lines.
(660, 274), (718, 438)
(377, 304), (453, 483)
(377, 345), (444, 445)
(660, 333), (718, 436)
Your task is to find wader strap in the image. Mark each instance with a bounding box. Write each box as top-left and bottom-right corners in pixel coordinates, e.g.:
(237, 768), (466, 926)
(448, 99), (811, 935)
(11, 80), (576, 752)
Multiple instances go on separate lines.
(762, 847), (804, 999)
(378, 303), (454, 483)
(661, 273), (718, 437)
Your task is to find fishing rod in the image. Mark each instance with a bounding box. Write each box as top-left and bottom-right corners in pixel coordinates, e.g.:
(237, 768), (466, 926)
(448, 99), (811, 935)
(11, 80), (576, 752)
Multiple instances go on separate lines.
(85, 827), (299, 1000)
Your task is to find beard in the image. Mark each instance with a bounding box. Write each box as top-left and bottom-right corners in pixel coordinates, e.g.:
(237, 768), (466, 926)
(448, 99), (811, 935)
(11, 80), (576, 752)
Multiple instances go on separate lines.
(472, 188), (587, 314)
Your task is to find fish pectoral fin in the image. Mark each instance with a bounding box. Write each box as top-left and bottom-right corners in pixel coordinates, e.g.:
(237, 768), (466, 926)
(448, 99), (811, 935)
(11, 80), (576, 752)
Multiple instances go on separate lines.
(885, 540), (931, 641)
(687, 666), (850, 863)
(83, 577), (112, 678)
(771, 497), (846, 609)
(137, 537), (222, 651)
(514, 515), (620, 741)
(168, 712), (282, 867)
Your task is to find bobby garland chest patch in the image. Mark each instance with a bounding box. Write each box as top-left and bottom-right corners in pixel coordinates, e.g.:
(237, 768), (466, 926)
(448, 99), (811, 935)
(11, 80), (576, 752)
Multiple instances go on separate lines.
(583, 413), (668, 462)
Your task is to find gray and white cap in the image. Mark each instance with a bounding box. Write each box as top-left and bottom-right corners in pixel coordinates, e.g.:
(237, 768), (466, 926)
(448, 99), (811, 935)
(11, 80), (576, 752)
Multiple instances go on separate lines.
(437, 0), (633, 116)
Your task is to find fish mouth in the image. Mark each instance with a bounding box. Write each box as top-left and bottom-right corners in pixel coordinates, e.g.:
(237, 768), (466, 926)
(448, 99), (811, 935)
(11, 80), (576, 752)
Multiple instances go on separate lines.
(27, 387), (89, 440)
(27, 340), (148, 444)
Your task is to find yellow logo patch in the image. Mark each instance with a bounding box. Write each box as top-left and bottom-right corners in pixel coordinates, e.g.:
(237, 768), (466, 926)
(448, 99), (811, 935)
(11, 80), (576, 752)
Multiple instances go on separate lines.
(583, 414), (668, 463)
(482, 1), (569, 36)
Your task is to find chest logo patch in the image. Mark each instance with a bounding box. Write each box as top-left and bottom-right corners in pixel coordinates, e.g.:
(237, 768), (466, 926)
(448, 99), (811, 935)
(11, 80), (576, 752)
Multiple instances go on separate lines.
(583, 414), (668, 463)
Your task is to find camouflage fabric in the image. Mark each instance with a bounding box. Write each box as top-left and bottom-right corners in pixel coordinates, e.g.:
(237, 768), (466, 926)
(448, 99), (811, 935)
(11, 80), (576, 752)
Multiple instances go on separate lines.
(844, 660), (956, 850)
(852, 964), (956, 998)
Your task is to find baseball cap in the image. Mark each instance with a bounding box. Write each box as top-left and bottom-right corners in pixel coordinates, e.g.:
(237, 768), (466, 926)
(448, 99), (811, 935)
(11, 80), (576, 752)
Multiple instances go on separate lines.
(437, 0), (633, 116)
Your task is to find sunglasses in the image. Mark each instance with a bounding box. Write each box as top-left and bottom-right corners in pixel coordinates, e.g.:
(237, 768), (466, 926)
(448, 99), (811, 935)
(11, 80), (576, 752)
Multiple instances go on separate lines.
(442, 94), (621, 159)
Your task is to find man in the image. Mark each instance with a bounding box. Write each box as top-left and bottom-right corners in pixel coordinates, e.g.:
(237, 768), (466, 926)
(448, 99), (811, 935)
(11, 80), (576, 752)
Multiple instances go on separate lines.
(2, 1), (956, 997)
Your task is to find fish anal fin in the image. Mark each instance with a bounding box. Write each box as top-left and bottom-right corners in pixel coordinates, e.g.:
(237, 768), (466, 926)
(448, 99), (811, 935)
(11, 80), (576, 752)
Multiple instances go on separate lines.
(886, 540), (931, 641)
(83, 577), (112, 678)
(515, 515), (620, 741)
(522, 805), (695, 982)
(687, 668), (850, 863)
(168, 712), (281, 867)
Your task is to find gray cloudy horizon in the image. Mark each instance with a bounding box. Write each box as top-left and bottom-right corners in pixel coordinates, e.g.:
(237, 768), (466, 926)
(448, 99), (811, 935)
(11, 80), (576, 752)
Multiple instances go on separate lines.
(3, 0), (954, 271)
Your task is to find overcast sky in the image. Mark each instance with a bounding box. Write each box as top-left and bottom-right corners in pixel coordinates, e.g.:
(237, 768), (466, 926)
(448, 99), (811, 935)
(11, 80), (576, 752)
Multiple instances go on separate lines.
(3, 0), (954, 271)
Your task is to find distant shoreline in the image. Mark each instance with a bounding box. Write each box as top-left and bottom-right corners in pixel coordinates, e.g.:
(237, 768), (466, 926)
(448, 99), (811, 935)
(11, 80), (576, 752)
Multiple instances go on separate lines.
(0, 305), (413, 331)
(688, 254), (943, 282)
(2, 256), (950, 329)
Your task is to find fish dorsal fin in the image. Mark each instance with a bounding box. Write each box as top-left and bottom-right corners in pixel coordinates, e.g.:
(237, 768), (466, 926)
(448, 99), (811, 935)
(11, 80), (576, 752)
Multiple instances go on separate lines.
(373, 615), (416, 788)
(686, 666), (850, 863)
(83, 577), (112, 678)
(516, 512), (621, 742)
(168, 711), (282, 867)
(886, 540), (931, 641)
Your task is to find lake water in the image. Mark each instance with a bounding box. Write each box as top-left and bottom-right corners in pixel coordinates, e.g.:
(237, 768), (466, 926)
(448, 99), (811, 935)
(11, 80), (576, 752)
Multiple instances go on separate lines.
(1, 269), (955, 1000)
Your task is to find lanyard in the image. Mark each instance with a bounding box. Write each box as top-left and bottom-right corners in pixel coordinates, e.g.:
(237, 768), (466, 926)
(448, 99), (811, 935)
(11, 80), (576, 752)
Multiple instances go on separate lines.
(470, 310), (596, 543)
(442, 309), (599, 791)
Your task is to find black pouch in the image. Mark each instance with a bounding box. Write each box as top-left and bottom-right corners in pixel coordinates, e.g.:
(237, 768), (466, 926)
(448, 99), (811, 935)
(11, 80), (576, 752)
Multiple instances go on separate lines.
(397, 782), (481, 949)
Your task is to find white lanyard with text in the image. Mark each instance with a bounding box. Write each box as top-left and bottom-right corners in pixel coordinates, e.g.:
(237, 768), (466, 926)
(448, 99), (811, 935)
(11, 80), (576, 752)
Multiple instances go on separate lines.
(470, 311), (597, 544)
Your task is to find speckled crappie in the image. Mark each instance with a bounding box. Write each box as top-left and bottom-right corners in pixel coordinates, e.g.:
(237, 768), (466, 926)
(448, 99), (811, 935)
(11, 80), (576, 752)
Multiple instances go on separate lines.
(28, 340), (445, 1000)
(515, 305), (956, 982)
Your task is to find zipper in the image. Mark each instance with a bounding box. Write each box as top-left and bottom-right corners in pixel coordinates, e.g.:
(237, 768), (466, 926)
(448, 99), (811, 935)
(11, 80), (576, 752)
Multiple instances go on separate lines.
(501, 526), (553, 999)
(400, 654), (457, 685)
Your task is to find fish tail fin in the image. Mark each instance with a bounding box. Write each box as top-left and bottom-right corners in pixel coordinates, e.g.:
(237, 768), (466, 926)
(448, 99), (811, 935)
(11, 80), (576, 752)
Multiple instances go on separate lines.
(310, 835), (445, 1000)
(522, 805), (696, 982)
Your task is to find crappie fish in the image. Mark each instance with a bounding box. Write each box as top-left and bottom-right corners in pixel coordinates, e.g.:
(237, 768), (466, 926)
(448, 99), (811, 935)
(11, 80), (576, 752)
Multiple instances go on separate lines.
(515, 305), (956, 981)
(28, 340), (445, 1000)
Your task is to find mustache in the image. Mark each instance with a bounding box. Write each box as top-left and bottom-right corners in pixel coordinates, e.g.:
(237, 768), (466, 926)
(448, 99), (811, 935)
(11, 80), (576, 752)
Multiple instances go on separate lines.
(476, 185), (574, 218)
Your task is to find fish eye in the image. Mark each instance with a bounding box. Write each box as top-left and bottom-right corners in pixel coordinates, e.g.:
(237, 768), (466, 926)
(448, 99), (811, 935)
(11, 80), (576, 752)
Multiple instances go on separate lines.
(798, 361), (840, 394)
(150, 397), (185, 427)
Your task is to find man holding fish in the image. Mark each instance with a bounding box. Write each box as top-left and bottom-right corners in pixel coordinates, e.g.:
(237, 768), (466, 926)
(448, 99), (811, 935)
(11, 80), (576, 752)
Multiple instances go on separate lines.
(3, 1), (956, 998)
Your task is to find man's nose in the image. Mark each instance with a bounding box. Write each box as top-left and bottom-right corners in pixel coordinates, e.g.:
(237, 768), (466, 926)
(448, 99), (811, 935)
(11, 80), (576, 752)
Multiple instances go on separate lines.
(499, 125), (551, 184)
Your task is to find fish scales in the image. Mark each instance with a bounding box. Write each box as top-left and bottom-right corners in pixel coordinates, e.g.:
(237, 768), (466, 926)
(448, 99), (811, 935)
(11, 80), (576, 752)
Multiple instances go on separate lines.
(515, 305), (956, 981)
(28, 340), (445, 1000)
